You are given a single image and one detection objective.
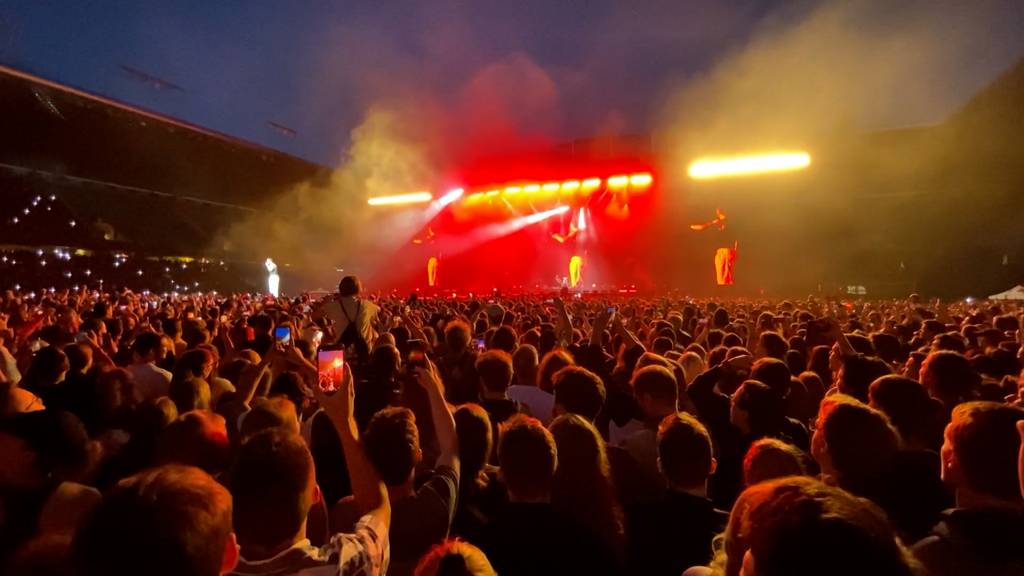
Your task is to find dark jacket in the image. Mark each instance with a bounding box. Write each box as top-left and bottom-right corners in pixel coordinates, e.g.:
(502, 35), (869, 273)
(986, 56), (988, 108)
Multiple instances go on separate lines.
(913, 507), (1024, 576)
(628, 490), (729, 576)
(483, 502), (621, 576)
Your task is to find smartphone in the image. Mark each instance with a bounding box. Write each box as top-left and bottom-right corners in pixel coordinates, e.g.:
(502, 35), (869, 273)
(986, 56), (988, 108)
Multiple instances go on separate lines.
(75, 332), (90, 343)
(317, 348), (346, 392)
(606, 306), (616, 315)
(274, 326), (291, 345)
(407, 349), (428, 370)
(805, 318), (836, 347)
(473, 338), (486, 351)
(407, 338), (427, 353)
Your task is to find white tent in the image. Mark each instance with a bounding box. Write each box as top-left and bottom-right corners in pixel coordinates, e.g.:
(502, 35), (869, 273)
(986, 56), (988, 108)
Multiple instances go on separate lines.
(988, 285), (1024, 300)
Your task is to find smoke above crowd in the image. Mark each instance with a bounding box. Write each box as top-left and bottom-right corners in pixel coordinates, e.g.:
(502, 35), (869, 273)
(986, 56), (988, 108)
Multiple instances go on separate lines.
(216, 0), (1023, 292)
(657, 0), (1022, 185)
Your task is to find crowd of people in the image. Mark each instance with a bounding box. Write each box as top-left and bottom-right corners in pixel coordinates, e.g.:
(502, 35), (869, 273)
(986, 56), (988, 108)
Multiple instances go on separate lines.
(1, 277), (1023, 575)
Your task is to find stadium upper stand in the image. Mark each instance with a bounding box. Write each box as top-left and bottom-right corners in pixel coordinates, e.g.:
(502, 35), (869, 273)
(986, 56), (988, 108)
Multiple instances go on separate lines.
(0, 65), (329, 256)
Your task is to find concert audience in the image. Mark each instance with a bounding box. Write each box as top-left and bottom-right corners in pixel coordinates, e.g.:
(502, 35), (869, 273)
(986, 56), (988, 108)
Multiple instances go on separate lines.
(1, 280), (1023, 575)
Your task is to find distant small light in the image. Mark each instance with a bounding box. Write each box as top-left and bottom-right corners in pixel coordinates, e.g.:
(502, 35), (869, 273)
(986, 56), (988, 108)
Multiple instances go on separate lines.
(11, 217), (18, 224)
(69, 220), (76, 228)
(23, 208), (29, 215)
(49, 195), (56, 201)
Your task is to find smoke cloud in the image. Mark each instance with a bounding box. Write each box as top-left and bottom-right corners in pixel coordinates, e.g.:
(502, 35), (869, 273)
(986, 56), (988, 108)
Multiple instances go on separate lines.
(218, 104), (441, 289)
(213, 0), (1022, 292)
(653, 0), (1023, 294)
(656, 0), (1023, 183)
(216, 50), (565, 290)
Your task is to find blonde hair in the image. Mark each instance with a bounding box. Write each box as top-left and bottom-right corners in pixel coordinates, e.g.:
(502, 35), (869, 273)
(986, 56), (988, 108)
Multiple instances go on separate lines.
(680, 351), (706, 385)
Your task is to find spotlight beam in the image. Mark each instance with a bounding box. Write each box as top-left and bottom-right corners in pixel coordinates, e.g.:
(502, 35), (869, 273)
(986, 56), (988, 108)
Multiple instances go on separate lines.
(688, 152), (811, 180)
(367, 191), (433, 206)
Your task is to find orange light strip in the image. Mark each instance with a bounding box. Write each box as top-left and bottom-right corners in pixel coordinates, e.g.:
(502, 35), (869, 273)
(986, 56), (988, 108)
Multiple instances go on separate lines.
(458, 173), (653, 203)
(365, 173), (653, 208)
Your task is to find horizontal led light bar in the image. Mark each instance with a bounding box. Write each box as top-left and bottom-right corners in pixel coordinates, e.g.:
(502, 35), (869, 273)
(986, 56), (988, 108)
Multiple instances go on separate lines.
(367, 191), (434, 206)
(687, 152), (811, 180)
(375, 173), (655, 208)
(463, 172), (652, 202)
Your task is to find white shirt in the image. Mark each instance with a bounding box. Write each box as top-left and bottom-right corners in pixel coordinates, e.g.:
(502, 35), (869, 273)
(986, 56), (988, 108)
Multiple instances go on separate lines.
(507, 385), (555, 425)
(127, 362), (173, 401)
(321, 297), (380, 346)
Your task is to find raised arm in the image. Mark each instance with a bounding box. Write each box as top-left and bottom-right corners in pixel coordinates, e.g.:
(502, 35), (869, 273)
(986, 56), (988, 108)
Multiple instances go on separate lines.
(825, 317), (857, 358)
(553, 298), (573, 348)
(315, 365), (391, 532)
(416, 359), (460, 475)
(235, 348), (275, 407)
(590, 306), (612, 348)
(83, 330), (115, 369)
(612, 313), (642, 351)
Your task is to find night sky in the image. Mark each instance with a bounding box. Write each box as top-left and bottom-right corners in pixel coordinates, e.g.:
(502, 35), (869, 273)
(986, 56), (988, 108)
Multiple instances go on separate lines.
(3, 1), (1022, 165)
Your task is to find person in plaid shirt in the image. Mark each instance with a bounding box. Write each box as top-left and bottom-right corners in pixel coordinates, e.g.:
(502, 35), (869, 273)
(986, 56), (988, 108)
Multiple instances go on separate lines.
(229, 362), (390, 576)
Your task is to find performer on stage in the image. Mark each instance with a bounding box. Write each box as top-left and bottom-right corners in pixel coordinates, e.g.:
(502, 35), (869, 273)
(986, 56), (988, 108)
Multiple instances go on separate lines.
(265, 258), (280, 297)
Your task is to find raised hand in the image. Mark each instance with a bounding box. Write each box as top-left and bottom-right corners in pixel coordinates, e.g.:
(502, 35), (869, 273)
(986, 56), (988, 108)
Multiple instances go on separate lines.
(415, 358), (444, 395)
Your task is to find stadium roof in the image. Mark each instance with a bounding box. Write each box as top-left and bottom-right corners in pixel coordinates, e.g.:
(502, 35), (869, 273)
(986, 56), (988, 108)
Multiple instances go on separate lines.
(0, 65), (330, 209)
